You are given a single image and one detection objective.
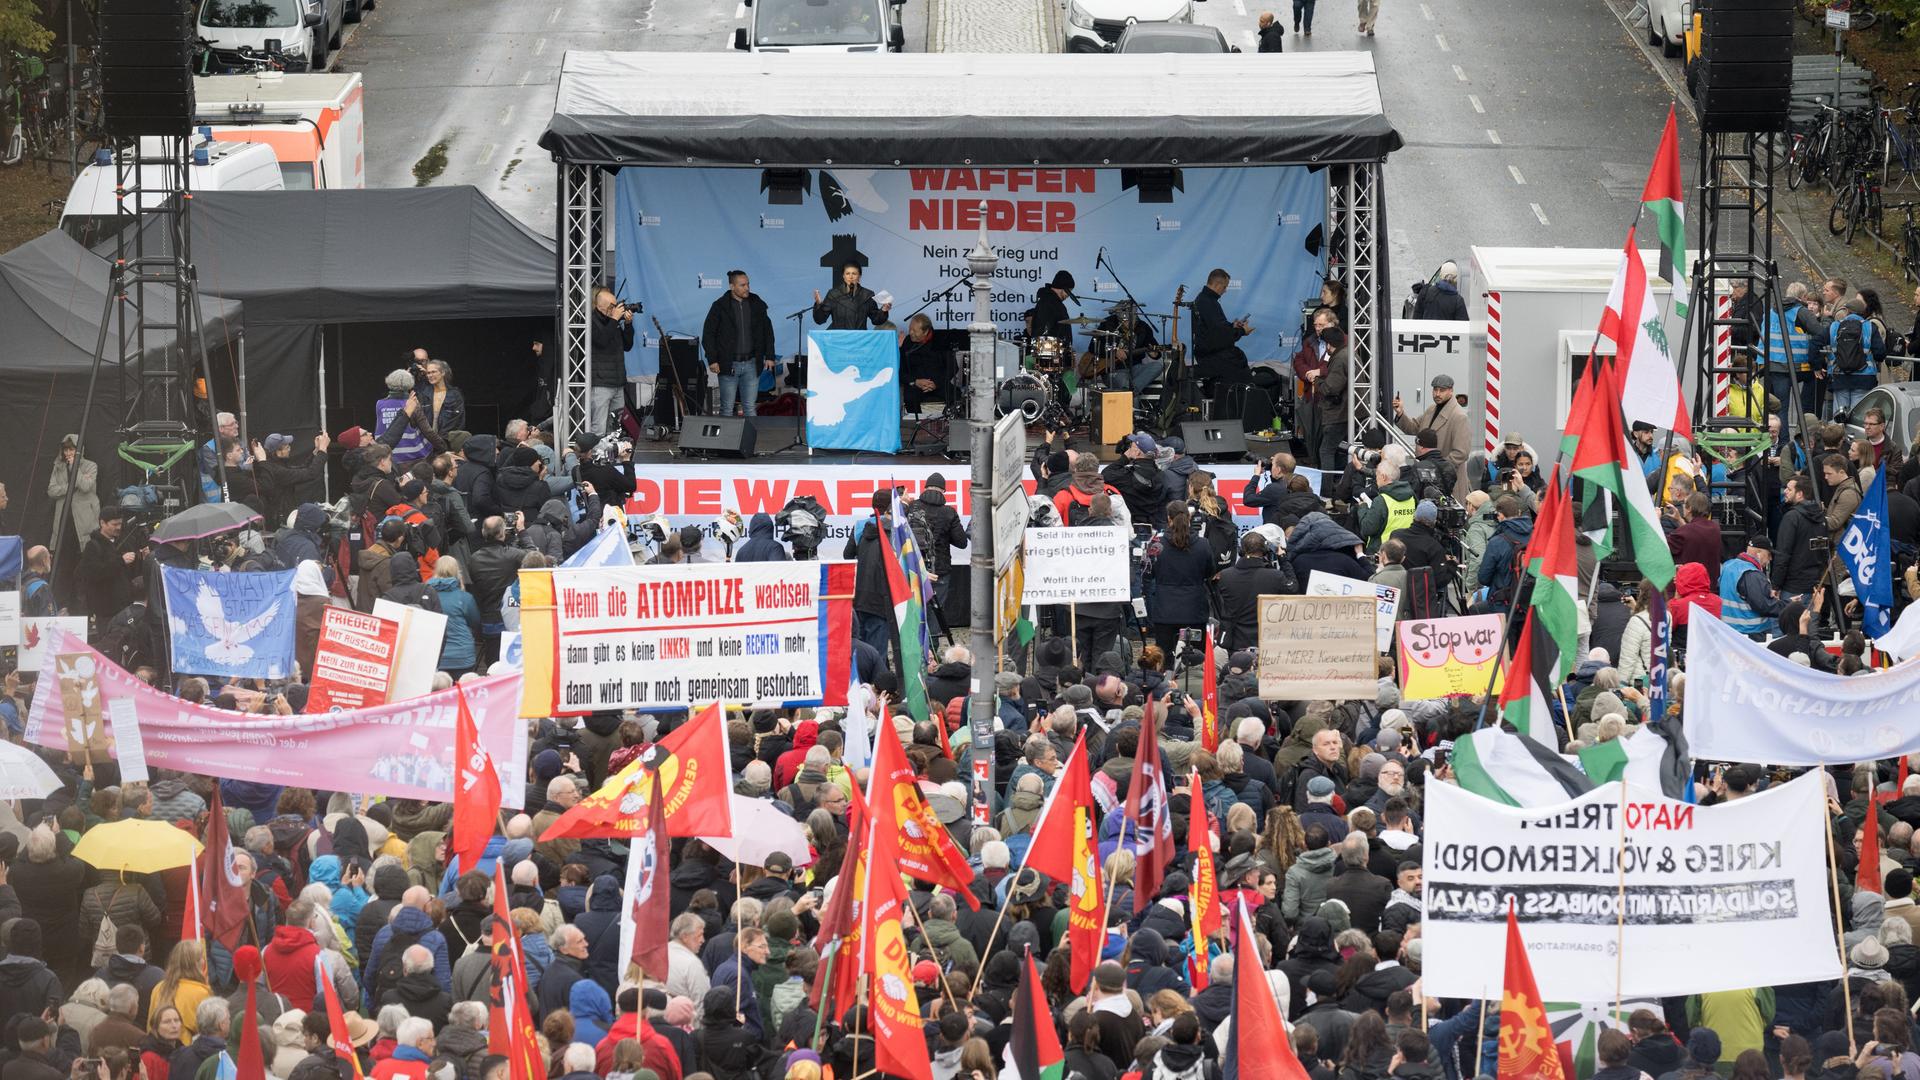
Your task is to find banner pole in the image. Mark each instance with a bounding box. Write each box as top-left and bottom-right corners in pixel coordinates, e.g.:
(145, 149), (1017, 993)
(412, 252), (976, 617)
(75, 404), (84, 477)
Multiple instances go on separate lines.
(1556, 683), (1577, 746)
(734, 917), (744, 1017)
(1472, 997), (1488, 1078)
(967, 902), (1015, 998)
(901, 894), (961, 1012)
(1612, 779), (1630, 1020)
(810, 943), (836, 1051)
(1070, 604), (1079, 667)
(1821, 764), (1858, 1053)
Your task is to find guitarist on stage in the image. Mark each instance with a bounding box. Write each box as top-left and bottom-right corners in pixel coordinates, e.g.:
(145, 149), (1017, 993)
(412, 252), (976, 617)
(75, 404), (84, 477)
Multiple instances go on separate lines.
(1092, 301), (1166, 391)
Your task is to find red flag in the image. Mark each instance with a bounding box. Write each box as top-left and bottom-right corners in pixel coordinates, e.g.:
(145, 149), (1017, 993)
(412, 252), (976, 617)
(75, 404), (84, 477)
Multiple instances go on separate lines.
(1188, 769), (1221, 949)
(319, 952), (368, 1080)
(1124, 695), (1174, 914)
(1200, 625), (1219, 752)
(233, 946), (267, 1080)
(488, 862), (543, 1080)
(1861, 796), (1884, 894)
(811, 784), (868, 1021)
(1025, 732), (1105, 992)
(199, 788), (251, 952)
(449, 687), (501, 878)
(181, 851), (203, 945)
(1229, 903), (1311, 1080)
(860, 785), (933, 1080)
(870, 717), (979, 908)
(1499, 902), (1569, 1080)
(540, 701), (734, 841)
(623, 766), (672, 984)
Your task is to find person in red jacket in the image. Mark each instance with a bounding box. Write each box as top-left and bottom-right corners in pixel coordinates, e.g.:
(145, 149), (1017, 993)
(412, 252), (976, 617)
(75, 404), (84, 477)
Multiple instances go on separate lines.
(772, 719), (820, 791)
(369, 1017), (435, 1080)
(261, 911), (322, 1009)
(1669, 561), (1723, 626)
(595, 987), (683, 1080)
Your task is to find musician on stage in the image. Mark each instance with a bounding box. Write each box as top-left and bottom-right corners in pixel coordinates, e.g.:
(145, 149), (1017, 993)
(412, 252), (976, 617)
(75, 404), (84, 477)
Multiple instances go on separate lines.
(1094, 301), (1166, 391)
(900, 314), (954, 412)
(813, 261), (891, 330)
(1028, 270), (1077, 344)
(1192, 267), (1254, 412)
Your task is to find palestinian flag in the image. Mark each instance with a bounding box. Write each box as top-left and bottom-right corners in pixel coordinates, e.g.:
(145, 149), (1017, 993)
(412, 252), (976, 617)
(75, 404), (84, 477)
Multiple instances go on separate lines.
(1545, 1001), (1661, 1080)
(1525, 468), (1580, 670)
(1561, 361), (1615, 557)
(1004, 949), (1063, 1080)
(1641, 106), (1691, 320)
(1601, 226), (1692, 440)
(879, 510), (931, 724)
(1576, 718), (1691, 801)
(1500, 901), (1570, 1080)
(1498, 609), (1562, 746)
(1451, 727), (1594, 807)
(1570, 359), (1676, 590)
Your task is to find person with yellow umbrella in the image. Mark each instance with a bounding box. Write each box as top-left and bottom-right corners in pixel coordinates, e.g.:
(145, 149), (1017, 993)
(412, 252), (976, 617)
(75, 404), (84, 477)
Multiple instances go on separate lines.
(73, 820), (202, 970)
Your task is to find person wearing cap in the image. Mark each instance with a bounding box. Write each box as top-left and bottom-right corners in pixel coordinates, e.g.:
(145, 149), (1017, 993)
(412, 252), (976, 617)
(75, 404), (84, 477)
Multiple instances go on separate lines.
(1095, 299), (1166, 391)
(1027, 269), (1077, 346)
(1717, 536), (1786, 640)
(46, 433), (100, 560)
(994, 671), (1029, 732)
(813, 260), (889, 331)
(1102, 432), (1167, 527)
(1389, 500), (1452, 597)
(1085, 960), (1146, 1068)
(907, 473), (967, 613)
(253, 430), (332, 528)
(1393, 372), (1471, 496)
(1411, 262), (1468, 322)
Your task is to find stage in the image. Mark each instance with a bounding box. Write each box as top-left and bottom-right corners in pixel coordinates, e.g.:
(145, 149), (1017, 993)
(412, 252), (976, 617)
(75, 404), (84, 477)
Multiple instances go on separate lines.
(630, 413), (967, 466)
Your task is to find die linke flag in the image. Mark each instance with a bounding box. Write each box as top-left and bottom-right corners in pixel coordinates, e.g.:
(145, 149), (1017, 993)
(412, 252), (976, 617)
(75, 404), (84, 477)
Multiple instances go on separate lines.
(811, 781), (869, 1022)
(861, 772), (933, 1080)
(488, 862), (544, 1080)
(538, 701), (733, 841)
(199, 787), (252, 952)
(1024, 731), (1105, 992)
(870, 713), (978, 907)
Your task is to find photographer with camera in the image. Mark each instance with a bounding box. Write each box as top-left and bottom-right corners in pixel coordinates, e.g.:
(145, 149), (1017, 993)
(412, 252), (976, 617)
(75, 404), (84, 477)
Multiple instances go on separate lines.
(1217, 529), (1296, 651)
(590, 287), (637, 437)
(1245, 452), (1325, 528)
(1389, 500), (1458, 616)
(1356, 459), (1416, 554)
(1103, 433), (1167, 528)
(1405, 428), (1458, 503)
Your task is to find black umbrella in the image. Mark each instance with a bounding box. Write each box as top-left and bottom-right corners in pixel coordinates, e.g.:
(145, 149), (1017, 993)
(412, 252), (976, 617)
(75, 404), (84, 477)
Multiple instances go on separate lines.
(148, 502), (262, 544)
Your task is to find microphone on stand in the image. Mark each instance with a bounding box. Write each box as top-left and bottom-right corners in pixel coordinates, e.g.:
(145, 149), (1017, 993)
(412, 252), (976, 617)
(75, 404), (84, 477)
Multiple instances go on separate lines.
(1094, 246), (1105, 280)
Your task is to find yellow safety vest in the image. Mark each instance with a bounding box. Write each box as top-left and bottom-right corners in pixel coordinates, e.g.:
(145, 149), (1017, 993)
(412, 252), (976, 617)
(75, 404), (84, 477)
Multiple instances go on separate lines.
(1376, 491), (1416, 542)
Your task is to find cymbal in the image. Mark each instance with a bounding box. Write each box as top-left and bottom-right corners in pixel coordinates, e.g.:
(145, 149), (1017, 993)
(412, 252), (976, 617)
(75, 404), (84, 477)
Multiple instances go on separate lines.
(1064, 315), (1101, 326)
(1088, 329), (1123, 338)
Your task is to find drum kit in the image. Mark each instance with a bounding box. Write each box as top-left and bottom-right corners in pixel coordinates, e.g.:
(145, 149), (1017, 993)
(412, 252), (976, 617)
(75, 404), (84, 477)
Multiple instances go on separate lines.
(993, 322), (1091, 427)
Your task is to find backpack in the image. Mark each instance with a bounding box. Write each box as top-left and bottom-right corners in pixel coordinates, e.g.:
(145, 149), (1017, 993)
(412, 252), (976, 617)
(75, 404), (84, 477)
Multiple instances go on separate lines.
(1833, 317), (1868, 374)
(373, 926), (425, 1000)
(1063, 493), (1096, 528)
(90, 886), (130, 968)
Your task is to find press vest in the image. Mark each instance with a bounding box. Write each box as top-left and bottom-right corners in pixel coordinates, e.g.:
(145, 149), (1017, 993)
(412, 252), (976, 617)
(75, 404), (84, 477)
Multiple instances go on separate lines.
(1718, 555), (1772, 637)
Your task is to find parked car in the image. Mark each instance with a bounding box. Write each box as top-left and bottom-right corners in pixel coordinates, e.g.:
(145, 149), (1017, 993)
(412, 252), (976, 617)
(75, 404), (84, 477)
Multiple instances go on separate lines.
(734, 0), (906, 52)
(1842, 384), (1920, 447)
(196, 0), (346, 72)
(1647, 0), (1685, 56)
(1061, 0), (1199, 54)
(1112, 22), (1236, 51)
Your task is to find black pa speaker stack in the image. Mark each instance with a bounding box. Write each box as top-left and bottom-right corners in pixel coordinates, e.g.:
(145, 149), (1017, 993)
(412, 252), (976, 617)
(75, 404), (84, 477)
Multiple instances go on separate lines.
(99, 0), (193, 138)
(1693, 0), (1792, 134)
(678, 416), (756, 458)
(1179, 420), (1249, 462)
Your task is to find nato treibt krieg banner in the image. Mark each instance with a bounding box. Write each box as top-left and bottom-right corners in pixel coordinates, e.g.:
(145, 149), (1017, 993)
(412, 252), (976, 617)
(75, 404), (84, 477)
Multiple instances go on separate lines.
(517, 563), (847, 717)
(1421, 771), (1839, 1002)
(610, 166), (1326, 374)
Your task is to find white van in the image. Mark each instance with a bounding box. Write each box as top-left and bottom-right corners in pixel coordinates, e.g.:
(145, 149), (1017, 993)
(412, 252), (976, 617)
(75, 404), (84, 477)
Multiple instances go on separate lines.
(61, 136), (283, 247)
(733, 0), (906, 52)
(1060, 0), (1198, 53)
(195, 0), (345, 73)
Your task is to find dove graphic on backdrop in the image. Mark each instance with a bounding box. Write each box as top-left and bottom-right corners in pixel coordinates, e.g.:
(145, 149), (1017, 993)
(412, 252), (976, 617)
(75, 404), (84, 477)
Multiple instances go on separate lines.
(804, 330), (901, 453)
(162, 566), (297, 680)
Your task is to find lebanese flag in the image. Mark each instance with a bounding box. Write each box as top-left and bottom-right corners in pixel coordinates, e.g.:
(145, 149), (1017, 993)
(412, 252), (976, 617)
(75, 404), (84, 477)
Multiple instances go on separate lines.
(199, 788), (251, 952)
(540, 701), (733, 841)
(860, 776), (933, 1080)
(618, 766), (672, 985)
(870, 712), (979, 907)
(1601, 227), (1692, 440)
(1124, 695), (1174, 914)
(1187, 769), (1221, 969)
(1025, 731), (1105, 993)
(1498, 902), (1570, 1080)
(1200, 625), (1219, 752)
(319, 952), (368, 1080)
(1223, 903), (1310, 1080)
(448, 687), (501, 878)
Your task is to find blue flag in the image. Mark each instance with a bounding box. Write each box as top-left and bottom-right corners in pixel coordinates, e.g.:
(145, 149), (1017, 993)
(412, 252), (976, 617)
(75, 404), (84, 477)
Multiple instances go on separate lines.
(562, 524), (634, 569)
(0, 537), (20, 582)
(162, 566), (298, 679)
(1842, 465), (1895, 638)
(1647, 589), (1670, 725)
(804, 330), (901, 453)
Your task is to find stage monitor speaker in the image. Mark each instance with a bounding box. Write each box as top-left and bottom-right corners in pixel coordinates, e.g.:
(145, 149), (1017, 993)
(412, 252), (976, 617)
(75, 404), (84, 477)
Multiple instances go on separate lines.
(1180, 420), (1249, 462)
(99, 0), (193, 137)
(944, 417), (975, 459)
(679, 416), (756, 458)
(1693, 0), (1792, 133)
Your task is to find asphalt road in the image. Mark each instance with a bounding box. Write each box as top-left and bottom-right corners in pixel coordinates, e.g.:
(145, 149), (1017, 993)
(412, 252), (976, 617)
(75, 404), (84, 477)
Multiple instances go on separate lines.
(332, 0), (930, 235)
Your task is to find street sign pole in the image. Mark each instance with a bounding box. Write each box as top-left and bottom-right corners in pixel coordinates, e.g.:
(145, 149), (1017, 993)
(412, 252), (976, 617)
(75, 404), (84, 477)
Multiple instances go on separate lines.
(965, 203), (1001, 823)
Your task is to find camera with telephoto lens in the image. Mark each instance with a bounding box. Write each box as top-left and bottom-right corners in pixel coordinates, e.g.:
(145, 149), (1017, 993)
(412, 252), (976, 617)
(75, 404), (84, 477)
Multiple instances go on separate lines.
(776, 495), (827, 560)
(1339, 441), (1381, 471)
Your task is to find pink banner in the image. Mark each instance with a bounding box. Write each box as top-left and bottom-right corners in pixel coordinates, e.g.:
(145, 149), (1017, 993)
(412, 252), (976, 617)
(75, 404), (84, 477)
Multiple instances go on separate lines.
(24, 630), (527, 808)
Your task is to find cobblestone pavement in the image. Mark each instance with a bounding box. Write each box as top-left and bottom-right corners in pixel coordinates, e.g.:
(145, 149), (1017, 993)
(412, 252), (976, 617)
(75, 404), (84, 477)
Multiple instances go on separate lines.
(928, 0), (1056, 53)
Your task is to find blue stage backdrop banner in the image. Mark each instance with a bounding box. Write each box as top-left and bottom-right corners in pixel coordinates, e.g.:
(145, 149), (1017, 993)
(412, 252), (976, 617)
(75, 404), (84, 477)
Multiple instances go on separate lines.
(611, 166), (1328, 376)
(161, 566), (297, 680)
(806, 330), (902, 453)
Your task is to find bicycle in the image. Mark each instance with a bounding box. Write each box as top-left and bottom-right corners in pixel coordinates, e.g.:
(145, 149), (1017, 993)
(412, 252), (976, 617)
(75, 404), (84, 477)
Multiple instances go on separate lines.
(1892, 203), (1920, 282)
(192, 37), (290, 76)
(1828, 151), (1884, 245)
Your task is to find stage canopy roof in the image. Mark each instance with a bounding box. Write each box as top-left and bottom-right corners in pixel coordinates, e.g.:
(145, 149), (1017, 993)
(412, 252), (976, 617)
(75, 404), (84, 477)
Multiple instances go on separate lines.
(540, 51), (1403, 168)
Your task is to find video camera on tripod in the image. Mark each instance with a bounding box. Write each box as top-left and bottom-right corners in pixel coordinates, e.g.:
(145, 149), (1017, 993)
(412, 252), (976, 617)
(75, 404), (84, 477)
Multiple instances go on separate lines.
(776, 495), (828, 560)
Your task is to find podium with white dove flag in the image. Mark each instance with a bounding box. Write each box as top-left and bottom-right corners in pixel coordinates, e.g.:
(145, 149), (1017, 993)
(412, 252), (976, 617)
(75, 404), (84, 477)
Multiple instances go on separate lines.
(805, 330), (901, 454)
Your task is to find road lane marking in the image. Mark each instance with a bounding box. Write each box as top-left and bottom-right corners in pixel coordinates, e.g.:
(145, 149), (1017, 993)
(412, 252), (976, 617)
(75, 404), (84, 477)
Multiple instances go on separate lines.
(1531, 202), (1550, 226)
(1469, 94), (1484, 113)
(1419, 2), (1432, 18)
(1486, 129), (1501, 144)
(501, 104), (515, 125)
(1233, 0), (1247, 14)
(479, 143), (497, 165)
(1434, 32), (1449, 50)
(1509, 165), (1527, 185)
(533, 36), (548, 55)
(547, 5), (561, 23)
(1452, 64), (1467, 81)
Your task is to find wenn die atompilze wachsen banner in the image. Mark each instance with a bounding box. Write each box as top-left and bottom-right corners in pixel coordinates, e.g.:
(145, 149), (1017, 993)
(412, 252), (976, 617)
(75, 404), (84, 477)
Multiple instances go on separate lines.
(516, 563), (850, 717)
(1420, 771), (1840, 1002)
